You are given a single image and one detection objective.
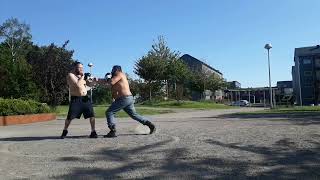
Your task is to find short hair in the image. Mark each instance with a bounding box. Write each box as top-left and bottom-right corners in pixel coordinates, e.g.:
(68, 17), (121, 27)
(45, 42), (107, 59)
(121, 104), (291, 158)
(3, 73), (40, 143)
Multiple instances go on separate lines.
(73, 61), (83, 67)
(112, 65), (122, 73)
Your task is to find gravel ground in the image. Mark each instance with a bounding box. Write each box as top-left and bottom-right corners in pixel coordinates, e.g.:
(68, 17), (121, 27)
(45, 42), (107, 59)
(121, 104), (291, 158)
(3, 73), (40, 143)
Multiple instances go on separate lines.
(0, 108), (319, 179)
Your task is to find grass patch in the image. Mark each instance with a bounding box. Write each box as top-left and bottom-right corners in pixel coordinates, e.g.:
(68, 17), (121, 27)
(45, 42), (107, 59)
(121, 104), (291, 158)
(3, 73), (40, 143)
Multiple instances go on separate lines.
(137, 100), (232, 109)
(55, 105), (173, 118)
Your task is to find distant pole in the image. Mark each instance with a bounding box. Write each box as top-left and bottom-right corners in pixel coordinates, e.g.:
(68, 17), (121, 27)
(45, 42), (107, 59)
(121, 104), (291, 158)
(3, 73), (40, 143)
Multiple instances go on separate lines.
(265, 43), (273, 109)
(273, 88), (276, 108)
(264, 89), (266, 107)
(239, 91), (241, 106)
(248, 89), (251, 106)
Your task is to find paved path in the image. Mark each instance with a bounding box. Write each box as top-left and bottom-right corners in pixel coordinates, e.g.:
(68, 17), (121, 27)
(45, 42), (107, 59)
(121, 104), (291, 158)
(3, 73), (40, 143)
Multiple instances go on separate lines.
(0, 108), (319, 179)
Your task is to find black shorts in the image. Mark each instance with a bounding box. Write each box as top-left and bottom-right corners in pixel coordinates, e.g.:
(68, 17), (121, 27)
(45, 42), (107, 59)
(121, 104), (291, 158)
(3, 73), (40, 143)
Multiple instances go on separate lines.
(67, 96), (94, 120)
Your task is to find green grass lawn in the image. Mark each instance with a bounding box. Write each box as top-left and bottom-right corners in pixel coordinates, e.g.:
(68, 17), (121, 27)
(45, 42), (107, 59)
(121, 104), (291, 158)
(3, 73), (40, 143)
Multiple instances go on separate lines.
(55, 105), (174, 118)
(55, 100), (231, 118)
(137, 100), (232, 109)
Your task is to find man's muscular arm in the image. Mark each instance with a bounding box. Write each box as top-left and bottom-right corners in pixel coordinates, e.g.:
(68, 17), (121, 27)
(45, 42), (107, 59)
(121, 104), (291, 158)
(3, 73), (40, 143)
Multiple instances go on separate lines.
(68, 73), (85, 88)
(109, 72), (122, 85)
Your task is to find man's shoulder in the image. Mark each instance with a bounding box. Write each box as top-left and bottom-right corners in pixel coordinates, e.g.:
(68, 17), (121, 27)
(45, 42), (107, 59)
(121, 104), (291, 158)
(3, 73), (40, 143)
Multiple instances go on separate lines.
(114, 72), (124, 78)
(67, 72), (76, 78)
(119, 72), (126, 77)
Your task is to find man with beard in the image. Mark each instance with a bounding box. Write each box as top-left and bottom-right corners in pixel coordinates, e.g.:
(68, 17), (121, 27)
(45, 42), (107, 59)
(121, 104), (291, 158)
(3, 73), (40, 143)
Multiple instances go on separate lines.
(60, 61), (98, 139)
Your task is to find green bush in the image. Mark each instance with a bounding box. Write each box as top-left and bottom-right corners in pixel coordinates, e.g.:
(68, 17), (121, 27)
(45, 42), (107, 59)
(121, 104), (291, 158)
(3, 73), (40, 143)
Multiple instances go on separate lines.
(0, 98), (51, 116)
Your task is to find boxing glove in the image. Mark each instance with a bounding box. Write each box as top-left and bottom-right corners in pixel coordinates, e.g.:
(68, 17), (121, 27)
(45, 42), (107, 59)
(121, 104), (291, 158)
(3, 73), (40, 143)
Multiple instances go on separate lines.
(105, 73), (112, 80)
(84, 73), (91, 80)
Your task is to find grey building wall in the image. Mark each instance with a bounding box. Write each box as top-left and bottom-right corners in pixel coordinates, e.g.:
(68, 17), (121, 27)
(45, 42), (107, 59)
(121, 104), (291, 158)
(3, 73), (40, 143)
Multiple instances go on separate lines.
(180, 54), (223, 100)
(181, 54), (223, 77)
(293, 45), (320, 105)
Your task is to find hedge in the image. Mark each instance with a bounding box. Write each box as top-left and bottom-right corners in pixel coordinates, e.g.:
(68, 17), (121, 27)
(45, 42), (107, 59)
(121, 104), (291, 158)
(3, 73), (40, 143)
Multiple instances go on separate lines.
(0, 98), (51, 116)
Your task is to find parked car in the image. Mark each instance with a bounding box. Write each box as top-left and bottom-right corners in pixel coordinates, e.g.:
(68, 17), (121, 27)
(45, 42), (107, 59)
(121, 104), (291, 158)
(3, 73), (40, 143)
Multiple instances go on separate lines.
(231, 100), (249, 106)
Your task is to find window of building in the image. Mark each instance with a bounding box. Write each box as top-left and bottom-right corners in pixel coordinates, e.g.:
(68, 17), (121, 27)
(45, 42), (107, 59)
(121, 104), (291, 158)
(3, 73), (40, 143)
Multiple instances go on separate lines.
(316, 71), (320, 80)
(315, 58), (320, 68)
(304, 71), (313, 76)
(303, 58), (312, 64)
(304, 81), (314, 87)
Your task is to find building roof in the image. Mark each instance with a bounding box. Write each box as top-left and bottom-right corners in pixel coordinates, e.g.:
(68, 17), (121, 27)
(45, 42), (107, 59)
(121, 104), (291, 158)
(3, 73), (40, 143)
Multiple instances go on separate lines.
(180, 54), (222, 75)
(294, 45), (320, 57)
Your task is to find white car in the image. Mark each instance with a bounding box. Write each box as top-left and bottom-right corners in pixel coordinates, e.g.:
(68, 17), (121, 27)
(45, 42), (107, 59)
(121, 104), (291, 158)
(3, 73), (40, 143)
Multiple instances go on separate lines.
(231, 100), (249, 106)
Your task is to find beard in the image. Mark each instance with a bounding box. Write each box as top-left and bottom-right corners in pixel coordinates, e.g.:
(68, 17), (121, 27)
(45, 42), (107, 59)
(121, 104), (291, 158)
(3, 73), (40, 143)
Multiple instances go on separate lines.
(75, 69), (81, 75)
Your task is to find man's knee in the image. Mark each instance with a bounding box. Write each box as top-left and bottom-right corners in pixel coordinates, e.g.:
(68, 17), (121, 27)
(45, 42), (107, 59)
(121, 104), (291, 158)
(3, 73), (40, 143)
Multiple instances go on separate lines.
(105, 109), (113, 117)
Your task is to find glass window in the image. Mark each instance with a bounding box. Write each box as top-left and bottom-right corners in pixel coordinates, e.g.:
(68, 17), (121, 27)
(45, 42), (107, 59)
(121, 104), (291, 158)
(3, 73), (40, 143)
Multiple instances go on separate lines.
(304, 81), (313, 87)
(303, 58), (312, 64)
(316, 71), (320, 80)
(315, 58), (320, 68)
(304, 71), (312, 76)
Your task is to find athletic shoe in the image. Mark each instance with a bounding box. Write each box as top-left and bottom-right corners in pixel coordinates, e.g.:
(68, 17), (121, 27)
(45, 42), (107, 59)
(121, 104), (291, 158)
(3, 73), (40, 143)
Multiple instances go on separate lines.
(60, 130), (68, 139)
(89, 131), (98, 138)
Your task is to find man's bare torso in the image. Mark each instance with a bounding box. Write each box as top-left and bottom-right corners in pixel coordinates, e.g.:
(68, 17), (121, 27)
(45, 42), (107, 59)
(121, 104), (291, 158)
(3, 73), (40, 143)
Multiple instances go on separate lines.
(67, 72), (87, 96)
(111, 72), (132, 100)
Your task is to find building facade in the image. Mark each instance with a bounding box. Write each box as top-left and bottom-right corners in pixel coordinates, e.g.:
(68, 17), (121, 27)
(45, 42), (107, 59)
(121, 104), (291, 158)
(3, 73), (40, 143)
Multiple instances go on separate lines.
(180, 54), (222, 77)
(292, 45), (320, 105)
(227, 81), (241, 89)
(180, 54), (223, 101)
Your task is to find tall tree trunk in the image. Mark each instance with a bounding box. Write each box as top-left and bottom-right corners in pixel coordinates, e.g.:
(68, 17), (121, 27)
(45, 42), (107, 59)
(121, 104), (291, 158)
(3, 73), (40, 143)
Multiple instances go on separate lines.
(176, 83), (181, 102)
(166, 80), (169, 100)
(149, 81), (152, 101)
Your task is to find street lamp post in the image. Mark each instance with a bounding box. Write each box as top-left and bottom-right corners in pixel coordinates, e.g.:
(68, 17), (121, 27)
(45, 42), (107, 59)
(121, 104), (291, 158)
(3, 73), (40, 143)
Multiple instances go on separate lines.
(264, 43), (273, 109)
(248, 89), (251, 107)
(88, 62), (93, 103)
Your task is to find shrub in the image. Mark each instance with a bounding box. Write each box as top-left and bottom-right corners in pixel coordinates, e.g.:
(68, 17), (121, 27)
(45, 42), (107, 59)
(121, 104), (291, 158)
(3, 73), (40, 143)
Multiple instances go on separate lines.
(0, 98), (51, 116)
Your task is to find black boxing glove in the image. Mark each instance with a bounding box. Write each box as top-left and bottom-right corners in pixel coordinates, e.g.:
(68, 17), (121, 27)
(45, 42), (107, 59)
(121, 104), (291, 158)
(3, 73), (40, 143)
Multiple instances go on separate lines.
(105, 73), (111, 80)
(84, 73), (91, 80)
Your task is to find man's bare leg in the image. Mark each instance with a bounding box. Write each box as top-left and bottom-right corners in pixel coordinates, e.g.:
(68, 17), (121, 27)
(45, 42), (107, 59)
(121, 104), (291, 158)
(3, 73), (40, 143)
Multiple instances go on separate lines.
(89, 117), (98, 138)
(89, 117), (95, 132)
(61, 119), (72, 139)
(63, 119), (72, 130)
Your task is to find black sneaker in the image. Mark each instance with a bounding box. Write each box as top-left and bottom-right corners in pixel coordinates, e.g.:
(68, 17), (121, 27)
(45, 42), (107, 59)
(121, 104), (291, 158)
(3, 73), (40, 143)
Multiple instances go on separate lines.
(89, 131), (98, 138)
(104, 130), (117, 138)
(145, 121), (156, 134)
(60, 130), (68, 139)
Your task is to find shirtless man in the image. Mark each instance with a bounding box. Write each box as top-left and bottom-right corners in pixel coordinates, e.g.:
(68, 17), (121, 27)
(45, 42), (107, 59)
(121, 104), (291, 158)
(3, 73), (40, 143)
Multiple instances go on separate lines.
(60, 61), (98, 139)
(104, 65), (156, 138)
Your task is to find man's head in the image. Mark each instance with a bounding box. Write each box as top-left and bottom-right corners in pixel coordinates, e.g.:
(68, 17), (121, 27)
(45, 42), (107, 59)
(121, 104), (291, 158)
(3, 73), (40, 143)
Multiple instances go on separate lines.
(111, 65), (122, 76)
(73, 61), (84, 75)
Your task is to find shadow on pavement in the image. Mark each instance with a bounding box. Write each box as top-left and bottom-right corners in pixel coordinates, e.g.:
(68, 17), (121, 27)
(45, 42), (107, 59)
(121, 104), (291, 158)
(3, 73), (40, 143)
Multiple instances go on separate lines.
(204, 138), (320, 179)
(51, 136), (320, 179)
(0, 135), (88, 141)
(209, 112), (320, 126)
(0, 133), (152, 142)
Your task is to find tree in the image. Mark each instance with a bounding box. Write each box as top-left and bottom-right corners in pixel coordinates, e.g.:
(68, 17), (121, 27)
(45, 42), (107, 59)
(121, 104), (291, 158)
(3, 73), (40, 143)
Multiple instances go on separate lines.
(189, 71), (208, 99)
(134, 36), (180, 101)
(26, 41), (74, 106)
(0, 42), (39, 99)
(134, 55), (166, 101)
(150, 36), (180, 98)
(206, 73), (226, 93)
(189, 70), (226, 100)
(166, 59), (191, 101)
(92, 85), (112, 104)
(0, 18), (32, 62)
(149, 36), (180, 62)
